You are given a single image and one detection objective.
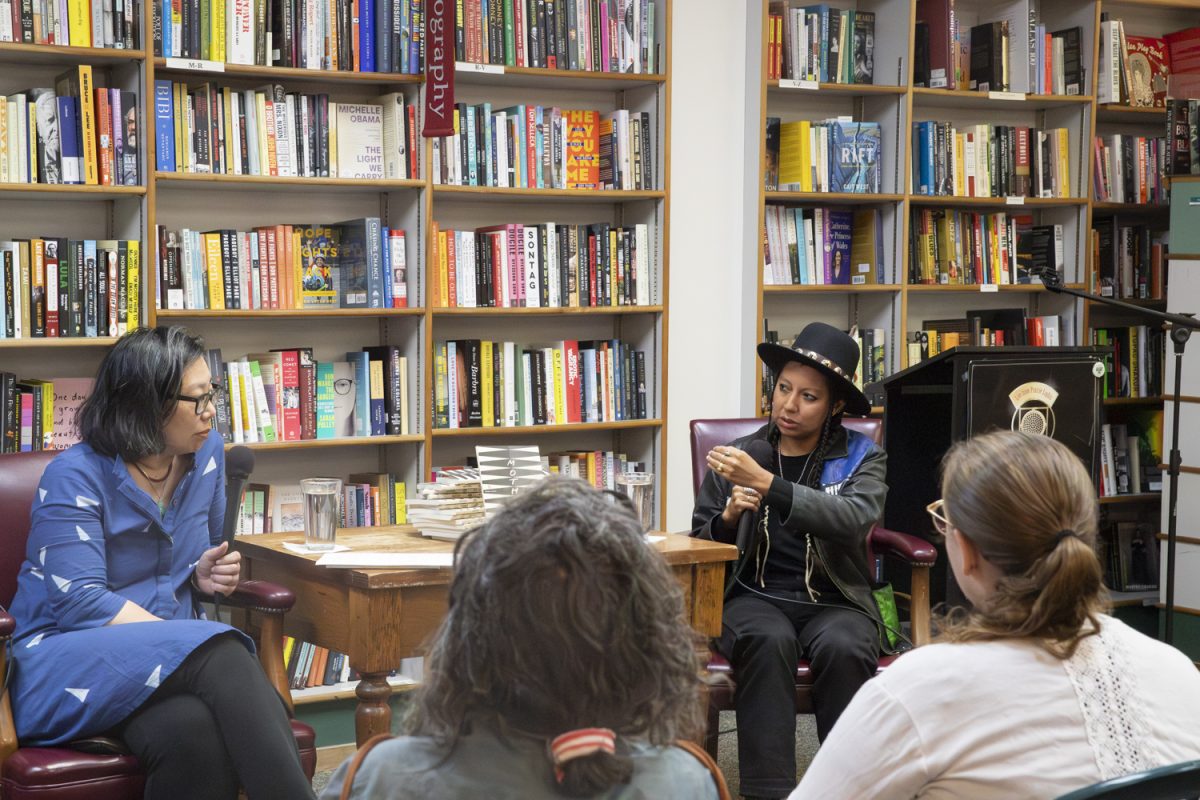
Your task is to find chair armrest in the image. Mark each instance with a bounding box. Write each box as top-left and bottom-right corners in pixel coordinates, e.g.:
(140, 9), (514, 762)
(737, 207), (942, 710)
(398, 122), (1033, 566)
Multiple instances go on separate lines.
(0, 609), (16, 760)
(224, 580), (296, 613)
(871, 526), (937, 566)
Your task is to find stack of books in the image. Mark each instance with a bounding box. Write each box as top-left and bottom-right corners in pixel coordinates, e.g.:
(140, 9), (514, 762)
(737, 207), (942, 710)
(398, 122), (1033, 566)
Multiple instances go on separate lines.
(409, 470), (486, 542)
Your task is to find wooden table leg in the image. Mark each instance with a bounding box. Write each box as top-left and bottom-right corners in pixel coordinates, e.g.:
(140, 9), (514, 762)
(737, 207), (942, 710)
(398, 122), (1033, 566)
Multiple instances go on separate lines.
(355, 672), (394, 746)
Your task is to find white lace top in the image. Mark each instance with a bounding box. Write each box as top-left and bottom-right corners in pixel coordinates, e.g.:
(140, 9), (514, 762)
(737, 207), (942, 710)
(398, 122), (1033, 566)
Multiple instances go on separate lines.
(791, 615), (1200, 800)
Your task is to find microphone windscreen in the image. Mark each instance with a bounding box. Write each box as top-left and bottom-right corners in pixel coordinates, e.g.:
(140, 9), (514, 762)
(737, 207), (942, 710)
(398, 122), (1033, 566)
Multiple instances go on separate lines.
(745, 439), (775, 470)
(225, 445), (255, 480)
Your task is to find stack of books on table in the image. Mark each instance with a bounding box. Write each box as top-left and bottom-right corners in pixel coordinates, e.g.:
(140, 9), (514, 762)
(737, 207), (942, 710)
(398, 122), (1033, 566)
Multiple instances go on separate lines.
(409, 470), (486, 542)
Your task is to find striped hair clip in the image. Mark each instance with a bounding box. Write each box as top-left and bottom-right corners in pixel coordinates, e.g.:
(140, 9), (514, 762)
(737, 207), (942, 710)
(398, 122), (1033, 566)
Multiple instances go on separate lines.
(549, 728), (617, 783)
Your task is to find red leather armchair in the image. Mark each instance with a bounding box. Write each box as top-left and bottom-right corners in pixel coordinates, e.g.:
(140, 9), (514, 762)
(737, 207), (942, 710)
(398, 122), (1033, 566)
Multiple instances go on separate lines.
(0, 451), (317, 799)
(689, 417), (937, 758)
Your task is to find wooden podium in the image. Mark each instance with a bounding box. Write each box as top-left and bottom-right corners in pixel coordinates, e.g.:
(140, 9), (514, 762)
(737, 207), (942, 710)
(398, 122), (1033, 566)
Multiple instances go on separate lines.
(881, 346), (1109, 604)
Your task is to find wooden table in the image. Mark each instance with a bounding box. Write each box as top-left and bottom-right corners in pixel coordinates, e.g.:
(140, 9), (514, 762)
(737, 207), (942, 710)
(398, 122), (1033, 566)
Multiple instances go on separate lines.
(234, 526), (736, 746)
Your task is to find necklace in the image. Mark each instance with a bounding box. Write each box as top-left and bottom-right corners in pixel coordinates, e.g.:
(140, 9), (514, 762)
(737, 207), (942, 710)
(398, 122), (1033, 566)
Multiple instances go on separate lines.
(133, 459), (173, 511)
(133, 459), (172, 484)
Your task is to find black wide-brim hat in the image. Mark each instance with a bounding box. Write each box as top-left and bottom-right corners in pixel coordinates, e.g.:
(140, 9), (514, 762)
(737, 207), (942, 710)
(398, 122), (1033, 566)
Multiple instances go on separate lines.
(757, 321), (873, 417)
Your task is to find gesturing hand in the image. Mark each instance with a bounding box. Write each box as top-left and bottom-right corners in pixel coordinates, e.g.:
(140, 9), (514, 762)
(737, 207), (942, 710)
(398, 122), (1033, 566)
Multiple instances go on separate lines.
(194, 542), (241, 597)
(706, 446), (773, 495)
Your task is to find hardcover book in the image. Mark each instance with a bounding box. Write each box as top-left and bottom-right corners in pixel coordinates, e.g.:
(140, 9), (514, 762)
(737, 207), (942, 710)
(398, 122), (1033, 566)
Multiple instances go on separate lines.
(564, 109), (600, 189)
(298, 225), (338, 307)
(1124, 35), (1169, 108)
(853, 11), (875, 84)
(828, 121), (880, 193)
(334, 103), (383, 180)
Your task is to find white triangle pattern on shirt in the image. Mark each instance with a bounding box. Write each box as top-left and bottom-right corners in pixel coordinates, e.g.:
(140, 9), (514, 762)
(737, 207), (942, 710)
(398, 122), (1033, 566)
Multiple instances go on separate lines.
(25, 634), (43, 648)
(38, 488), (46, 502)
(65, 688), (89, 703)
(38, 547), (45, 565)
(75, 495), (100, 508)
(51, 575), (71, 592)
(29, 568), (42, 580)
(203, 456), (217, 475)
(146, 665), (162, 688)
(75, 526), (91, 541)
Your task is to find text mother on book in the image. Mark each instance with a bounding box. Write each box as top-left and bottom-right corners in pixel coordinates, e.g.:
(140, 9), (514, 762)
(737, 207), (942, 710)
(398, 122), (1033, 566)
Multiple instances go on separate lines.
(792, 430), (1200, 798)
(322, 478), (724, 800)
(691, 322), (892, 800)
(7, 326), (314, 800)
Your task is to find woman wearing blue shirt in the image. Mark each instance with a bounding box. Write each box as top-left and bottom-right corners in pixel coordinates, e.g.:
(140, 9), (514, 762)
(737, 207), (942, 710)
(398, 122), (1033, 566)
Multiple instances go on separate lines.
(8, 326), (314, 800)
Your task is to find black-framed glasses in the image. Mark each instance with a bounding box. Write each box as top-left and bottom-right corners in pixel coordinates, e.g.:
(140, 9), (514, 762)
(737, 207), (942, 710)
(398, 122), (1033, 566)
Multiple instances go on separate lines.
(178, 383), (225, 416)
(333, 378), (356, 396)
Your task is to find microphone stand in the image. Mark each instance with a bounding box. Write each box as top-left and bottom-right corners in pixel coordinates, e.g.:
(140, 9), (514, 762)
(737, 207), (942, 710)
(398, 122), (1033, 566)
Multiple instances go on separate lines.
(1038, 267), (1200, 645)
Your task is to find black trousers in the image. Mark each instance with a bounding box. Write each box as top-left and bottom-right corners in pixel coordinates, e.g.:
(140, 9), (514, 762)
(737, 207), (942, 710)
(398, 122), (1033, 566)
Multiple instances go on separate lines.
(719, 589), (878, 798)
(114, 633), (315, 800)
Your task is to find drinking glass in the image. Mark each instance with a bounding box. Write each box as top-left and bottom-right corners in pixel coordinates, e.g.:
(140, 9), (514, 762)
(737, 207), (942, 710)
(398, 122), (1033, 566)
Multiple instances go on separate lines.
(614, 472), (655, 532)
(301, 478), (342, 551)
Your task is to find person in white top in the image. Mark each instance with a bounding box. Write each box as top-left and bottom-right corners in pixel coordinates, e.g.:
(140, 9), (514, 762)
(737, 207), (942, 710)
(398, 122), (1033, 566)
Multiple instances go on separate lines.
(790, 430), (1200, 800)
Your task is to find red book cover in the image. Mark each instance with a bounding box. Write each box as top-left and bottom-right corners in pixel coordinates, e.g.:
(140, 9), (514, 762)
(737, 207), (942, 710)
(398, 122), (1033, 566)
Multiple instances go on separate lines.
(1014, 127), (1031, 197)
(563, 339), (581, 423)
(94, 87), (113, 185)
(1125, 35), (1170, 108)
(298, 361), (316, 440)
(490, 234), (503, 306)
(270, 349), (301, 441)
(406, 104), (418, 179)
(1165, 27), (1200, 76)
(916, 0), (954, 88)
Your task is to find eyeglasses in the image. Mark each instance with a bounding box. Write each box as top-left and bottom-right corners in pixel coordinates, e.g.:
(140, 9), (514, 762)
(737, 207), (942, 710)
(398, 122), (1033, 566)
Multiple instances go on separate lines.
(334, 378), (356, 396)
(926, 499), (951, 537)
(177, 383), (225, 416)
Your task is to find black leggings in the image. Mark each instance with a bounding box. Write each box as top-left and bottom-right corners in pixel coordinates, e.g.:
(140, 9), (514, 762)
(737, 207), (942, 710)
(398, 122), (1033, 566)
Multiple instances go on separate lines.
(115, 634), (315, 800)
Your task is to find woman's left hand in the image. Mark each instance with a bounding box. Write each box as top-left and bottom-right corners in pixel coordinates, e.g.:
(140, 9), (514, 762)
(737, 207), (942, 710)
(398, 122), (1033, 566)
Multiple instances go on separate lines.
(706, 446), (774, 495)
(194, 542), (241, 597)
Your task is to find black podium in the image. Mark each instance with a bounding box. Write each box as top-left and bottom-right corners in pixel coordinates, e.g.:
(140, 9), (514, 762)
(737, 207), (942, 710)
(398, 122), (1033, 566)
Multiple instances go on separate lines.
(882, 346), (1109, 605)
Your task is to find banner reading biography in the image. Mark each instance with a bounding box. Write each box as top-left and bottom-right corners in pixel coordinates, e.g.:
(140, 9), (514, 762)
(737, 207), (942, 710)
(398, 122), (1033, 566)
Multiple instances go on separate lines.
(422, 0), (455, 137)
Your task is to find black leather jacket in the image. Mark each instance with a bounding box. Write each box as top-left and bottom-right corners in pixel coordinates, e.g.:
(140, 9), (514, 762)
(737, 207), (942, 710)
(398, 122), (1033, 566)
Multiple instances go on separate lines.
(690, 423), (896, 653)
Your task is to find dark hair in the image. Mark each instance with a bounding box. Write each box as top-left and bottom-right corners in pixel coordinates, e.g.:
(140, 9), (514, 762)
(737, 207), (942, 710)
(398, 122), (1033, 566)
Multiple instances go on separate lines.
(766, 364), (844, 488)
(77, 326), (207, 461)
(406, 478), (706, 796)
(935, 431), (1105, 658)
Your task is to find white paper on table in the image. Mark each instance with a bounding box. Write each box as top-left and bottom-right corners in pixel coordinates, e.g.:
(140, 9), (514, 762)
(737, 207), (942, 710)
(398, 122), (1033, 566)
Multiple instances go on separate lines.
(281, 542), (351, 555)
(315, 551), (456, 569)
(645, 535), (666, 543)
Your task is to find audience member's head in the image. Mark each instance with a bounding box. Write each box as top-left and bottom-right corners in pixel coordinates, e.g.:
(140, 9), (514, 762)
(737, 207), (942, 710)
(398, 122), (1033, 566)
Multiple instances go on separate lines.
(934, 430), (1104, 657)
(407, 478), (706, 796)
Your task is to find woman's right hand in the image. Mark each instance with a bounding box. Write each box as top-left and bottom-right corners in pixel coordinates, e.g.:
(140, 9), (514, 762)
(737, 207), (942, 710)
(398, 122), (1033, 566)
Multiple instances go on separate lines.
(720, 485), (762, 527)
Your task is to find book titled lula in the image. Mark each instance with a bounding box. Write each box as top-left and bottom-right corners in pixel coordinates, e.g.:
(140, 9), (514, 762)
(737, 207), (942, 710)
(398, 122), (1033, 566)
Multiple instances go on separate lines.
(335, 103), (384, 180)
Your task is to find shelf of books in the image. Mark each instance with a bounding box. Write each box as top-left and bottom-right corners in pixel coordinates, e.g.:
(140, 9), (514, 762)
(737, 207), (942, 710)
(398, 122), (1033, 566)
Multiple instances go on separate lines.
(749, 0), (1196, 418)
(0, 2), (148, 453)
(2, 8), (673, 671)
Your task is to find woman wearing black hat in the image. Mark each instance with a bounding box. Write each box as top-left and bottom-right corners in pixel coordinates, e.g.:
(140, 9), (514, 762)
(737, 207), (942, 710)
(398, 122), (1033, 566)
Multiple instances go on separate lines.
(691, 322), (891, 800)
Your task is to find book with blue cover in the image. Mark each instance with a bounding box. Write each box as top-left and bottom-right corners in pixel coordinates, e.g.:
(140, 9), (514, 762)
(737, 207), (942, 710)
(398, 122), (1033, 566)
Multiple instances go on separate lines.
(829, 121), (881, 193)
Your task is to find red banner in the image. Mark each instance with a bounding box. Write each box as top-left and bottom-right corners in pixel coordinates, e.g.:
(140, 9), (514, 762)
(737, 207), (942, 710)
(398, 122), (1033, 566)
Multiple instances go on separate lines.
(422, 0), (455, 137)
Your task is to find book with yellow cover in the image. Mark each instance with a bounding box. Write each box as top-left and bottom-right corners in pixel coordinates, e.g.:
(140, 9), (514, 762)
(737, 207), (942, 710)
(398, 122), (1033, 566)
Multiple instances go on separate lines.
(480, 340), (494, 427)
(203, 231), (225, 309)
(126, 239), (140, 331)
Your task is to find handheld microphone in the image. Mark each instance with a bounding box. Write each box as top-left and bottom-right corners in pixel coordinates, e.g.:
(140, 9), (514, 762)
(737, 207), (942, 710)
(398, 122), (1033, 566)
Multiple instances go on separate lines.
(734, 440), (776, 557)
(221, 445), (255, 547)
(212, 446), (253, 618)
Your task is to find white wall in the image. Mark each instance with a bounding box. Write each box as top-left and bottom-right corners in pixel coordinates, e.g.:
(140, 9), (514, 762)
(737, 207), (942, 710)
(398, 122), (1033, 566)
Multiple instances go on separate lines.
(664, 1), (756, 531)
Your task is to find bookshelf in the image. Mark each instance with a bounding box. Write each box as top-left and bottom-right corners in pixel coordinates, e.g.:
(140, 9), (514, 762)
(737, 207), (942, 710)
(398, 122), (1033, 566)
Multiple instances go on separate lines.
(0, 0), (673, 705)
(0, 36), (147, 385)
(748, 0), (1191, 601)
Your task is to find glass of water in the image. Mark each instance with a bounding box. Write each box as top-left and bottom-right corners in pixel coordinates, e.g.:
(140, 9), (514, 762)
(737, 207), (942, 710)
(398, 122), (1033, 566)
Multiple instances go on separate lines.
(300, 478), (342, 551)
(614, 472), (655, 532)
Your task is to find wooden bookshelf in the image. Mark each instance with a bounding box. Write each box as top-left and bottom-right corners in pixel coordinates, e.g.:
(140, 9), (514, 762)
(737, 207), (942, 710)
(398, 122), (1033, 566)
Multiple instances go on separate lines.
(153, 58), (426, 85)
(0, 42), (146, 65)
(135, 0), (675, 531)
